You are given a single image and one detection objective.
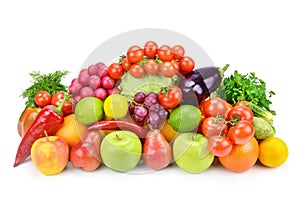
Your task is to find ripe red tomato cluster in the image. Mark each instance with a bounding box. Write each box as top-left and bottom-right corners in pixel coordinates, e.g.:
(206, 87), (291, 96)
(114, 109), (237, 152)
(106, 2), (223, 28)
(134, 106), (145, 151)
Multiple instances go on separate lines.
(107, 41), (195, 79)
(199, 97), (255, 157)
(34, 91), (74, 116)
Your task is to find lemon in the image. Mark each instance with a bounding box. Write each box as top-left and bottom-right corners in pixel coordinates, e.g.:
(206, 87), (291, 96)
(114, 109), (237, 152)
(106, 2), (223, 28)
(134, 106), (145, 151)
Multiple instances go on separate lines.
(103, 94), (128, 119)
(167, 105), (202, 132)
(259, 136), (288, 167)
(75, 97), (104, 125)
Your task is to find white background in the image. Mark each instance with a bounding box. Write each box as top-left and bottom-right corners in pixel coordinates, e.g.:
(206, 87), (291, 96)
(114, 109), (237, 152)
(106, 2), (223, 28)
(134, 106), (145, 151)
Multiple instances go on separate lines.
(1, 0), (299, 199)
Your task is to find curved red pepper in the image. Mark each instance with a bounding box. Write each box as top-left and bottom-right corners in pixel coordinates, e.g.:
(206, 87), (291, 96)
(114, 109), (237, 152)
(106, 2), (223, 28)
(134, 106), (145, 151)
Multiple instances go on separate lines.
(13, 98), (66, 167)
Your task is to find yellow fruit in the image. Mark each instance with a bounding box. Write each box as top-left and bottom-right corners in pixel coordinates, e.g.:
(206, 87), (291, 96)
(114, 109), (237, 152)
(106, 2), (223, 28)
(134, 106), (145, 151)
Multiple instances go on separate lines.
(55, 114), (88, 148)
(103, 94), (128, 119)
(161, 122), (179, 142)
(259, 136), (288, 167)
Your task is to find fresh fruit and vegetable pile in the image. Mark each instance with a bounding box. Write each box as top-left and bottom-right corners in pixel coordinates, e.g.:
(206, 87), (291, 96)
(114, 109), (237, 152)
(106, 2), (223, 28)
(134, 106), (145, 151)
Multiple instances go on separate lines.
(14, 40), (288, 175)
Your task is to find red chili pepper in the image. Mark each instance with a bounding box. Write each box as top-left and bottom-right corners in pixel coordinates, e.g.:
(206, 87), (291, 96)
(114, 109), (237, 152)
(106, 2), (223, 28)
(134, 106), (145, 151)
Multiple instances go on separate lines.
(13, 96), (67, 167)
(88, 120), (149, 139)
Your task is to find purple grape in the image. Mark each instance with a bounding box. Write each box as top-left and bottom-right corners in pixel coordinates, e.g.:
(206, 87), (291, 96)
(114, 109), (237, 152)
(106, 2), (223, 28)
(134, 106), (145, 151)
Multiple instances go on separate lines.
(128, 102), (135, 115)
(147, 112), (160, 126)
(95, 88), (107, 100)
(101, 76), (115, 89)
(88, 75), (101, 89)
(134, 92), (147, 104)
(88, 64), (99, 75)
(107, 87), (120, 95)
(69, 78), (83, 95)
(144, 93), (158, 107)
(98, 66), (109, 79)
(134, 106), (148, 118)
(158, 108), (169, 120)
(78, 71), (90, 86)
(80, 86), (95, 98)
(133, 114), (145, 123)
(149, 103), (160, 113)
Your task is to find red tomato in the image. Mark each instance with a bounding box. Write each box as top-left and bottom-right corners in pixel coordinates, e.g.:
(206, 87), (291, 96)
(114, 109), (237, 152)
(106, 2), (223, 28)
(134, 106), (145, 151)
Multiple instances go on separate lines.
(157, 45), (173, 61)
(172, 45), (185, 60)
(144, 59), (159, 75)
(228, 120), (254, 145)
(158, 86), (182, 110)
(208, 135), (233, 157)
(200, 97), (228, 118)
(129, 64), (145, 78)
(51, 91), (74, 116)
(179, 56), (195, 73)
(160, 61), (177, 78)
(127, 45), (144, 63)
(121, 57), (131, 71)
(235, 101), (248, 107)
(34, 91), (51, 107)
(201, 117), (228, 137)
(227, 106), (253, 122)
(171, 59), (180, 72)
(144, 41), (158, 59)
(108, 63), (124, 79)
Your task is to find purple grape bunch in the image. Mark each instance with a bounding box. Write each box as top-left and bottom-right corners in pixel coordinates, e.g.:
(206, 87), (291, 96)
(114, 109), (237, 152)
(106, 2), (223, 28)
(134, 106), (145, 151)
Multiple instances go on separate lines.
(69, 62), (120, 103)
(129, 92), (169, 129)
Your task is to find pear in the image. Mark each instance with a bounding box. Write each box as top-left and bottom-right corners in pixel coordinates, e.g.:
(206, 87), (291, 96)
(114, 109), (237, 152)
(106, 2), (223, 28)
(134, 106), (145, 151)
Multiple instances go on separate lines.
(142, 129), (172, 170)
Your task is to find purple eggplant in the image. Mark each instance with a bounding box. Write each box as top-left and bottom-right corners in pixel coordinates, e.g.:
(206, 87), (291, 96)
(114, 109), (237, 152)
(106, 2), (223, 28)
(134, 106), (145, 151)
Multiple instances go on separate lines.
(178, 64), (229, 106)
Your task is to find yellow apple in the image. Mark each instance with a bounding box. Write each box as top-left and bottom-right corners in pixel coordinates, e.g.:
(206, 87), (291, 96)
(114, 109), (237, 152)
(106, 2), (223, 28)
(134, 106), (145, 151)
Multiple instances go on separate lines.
(31, 135), (69, 175)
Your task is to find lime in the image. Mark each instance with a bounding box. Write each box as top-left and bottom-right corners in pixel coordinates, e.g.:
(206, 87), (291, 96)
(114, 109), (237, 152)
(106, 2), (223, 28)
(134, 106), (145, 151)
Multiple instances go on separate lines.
(168, 105), (202, 132)
(75, 97), (104, 125)
(103, 94), (128, 119)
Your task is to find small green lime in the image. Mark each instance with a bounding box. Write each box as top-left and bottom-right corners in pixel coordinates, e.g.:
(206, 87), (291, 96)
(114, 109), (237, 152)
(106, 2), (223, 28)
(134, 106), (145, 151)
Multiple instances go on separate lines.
(168, 105), (202, 132)
(75, 97), (104, 125)
(103, 94), (128, 119)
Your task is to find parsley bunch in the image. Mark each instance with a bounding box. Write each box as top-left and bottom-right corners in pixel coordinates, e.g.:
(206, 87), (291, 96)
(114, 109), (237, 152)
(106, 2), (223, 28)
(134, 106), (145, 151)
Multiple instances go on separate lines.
(21, 70), (69, 108)
(216, 70), (276, 115)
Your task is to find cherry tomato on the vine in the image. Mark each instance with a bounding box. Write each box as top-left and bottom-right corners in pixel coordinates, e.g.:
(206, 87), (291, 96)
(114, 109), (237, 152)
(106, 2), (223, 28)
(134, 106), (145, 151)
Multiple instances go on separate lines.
(51, 91), (74, 116)
(172, 45), (185, 60)
(158, 45), (173, 61)
(127, 45), (144, 63)
(144, 59), (159, 75)
(108, 63), (124, 80)
(207, 135), (233, 157)
(199, 97), (228, 118)
(144, 41), (158, 59)
(158, 86), (182, 110)
(201, 117), (228, 137)
(160, 61), (177, 78)
(171, 59), (180, 72)
(121, 57), (131, 71)
(227, 106), (253, 122)
(129, 64), (145, 78)
(180, 56), (195, 74)
(228, 120), (254, 145)
(34, 91), (51, 107)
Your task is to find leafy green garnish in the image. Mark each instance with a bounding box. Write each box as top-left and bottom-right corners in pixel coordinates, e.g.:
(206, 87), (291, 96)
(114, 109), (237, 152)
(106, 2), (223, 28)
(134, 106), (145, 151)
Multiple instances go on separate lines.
(21, 70), (69, 108)
(216, 70), (276, 115)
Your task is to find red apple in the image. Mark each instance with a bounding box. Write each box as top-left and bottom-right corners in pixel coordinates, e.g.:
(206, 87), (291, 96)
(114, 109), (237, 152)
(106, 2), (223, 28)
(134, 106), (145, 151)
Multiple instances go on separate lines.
(70, 131), (102, 171)
(31, 135), (69, 175)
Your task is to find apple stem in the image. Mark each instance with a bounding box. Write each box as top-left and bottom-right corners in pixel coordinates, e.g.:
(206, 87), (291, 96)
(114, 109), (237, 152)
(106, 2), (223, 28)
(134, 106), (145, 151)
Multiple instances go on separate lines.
(116, 133), (120, 140)
(44, 130), (49, 141)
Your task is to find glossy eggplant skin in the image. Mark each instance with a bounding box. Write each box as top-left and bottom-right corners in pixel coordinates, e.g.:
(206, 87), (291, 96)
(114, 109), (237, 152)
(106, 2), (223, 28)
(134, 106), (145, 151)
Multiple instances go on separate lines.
(178, 65), (226, 106)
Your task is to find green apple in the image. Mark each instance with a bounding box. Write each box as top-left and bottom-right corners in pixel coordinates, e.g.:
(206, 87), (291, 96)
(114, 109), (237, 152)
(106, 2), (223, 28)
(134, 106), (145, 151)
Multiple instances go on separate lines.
(173, 133), (214, 173)
(100, 130), (142, 172)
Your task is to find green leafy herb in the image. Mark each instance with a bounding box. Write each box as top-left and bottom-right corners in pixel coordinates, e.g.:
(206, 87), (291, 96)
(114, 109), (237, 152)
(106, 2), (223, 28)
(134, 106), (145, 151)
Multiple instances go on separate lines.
(215, 70), (276, 115)
(21, 70), (69, 108)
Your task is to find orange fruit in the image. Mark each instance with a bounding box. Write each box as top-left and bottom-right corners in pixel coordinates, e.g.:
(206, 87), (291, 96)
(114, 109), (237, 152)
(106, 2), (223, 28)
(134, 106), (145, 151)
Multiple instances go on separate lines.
(218, 137), (259, 172)
(161, 122), (179, 142)
(259, 136), (288, 167)
(55, 114), (88, 148)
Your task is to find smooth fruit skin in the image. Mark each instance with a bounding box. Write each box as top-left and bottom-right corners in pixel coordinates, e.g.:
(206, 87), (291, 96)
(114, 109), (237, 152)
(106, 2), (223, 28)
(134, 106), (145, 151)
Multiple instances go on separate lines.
(173, 133), (214, 173)
(219, 137), (259, 173)
(70, 131), (101, 172)
(142, 129), (172, 170)
(258, 136), (288, 168)
(31, 136), (69, 175)
(100, 131), (142, 172)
